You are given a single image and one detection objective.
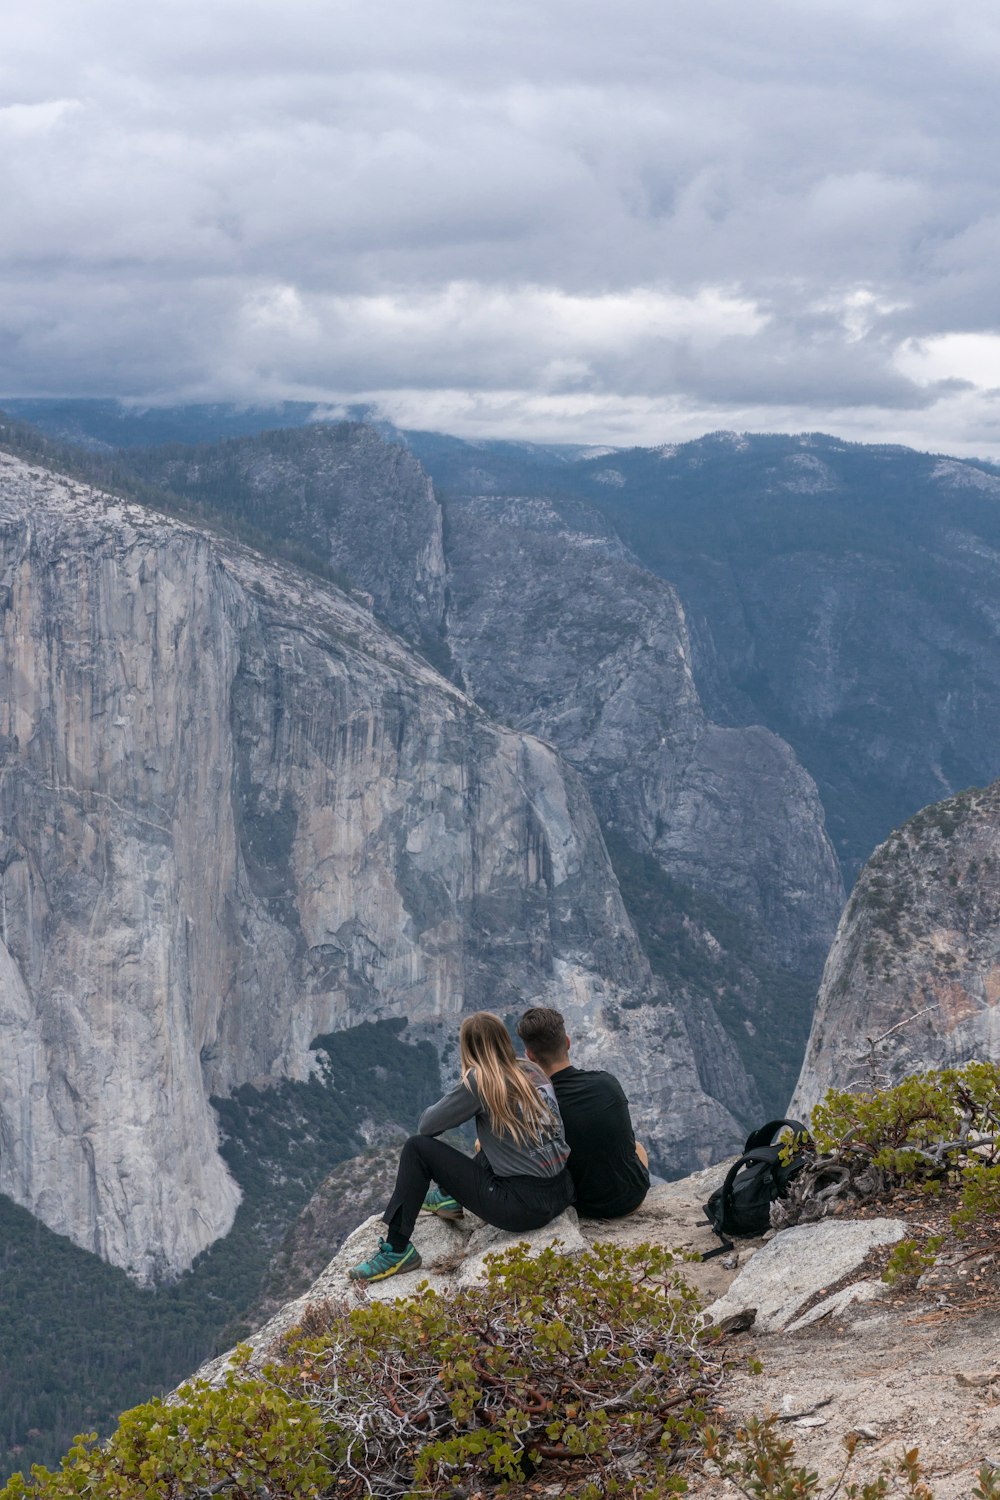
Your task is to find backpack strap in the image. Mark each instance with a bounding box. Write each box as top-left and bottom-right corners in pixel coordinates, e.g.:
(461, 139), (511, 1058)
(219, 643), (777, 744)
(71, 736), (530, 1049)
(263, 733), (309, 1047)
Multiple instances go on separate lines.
(743, 1118), (808, 1153)
(700, 1237), (735, 1262)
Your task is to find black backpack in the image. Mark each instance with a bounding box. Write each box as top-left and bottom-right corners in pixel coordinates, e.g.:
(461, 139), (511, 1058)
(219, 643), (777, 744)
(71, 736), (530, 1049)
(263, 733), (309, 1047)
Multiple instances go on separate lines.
(702, 1118), (809, 1258)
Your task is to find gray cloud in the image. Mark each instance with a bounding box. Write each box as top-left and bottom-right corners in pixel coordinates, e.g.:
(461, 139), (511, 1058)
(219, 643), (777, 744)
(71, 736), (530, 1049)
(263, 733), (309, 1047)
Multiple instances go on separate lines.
(4, 0), (1000, 448)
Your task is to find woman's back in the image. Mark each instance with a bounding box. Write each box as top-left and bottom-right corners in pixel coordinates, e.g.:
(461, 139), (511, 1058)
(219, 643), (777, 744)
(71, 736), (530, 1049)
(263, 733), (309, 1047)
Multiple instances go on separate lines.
(418, 1058), (569, 1178)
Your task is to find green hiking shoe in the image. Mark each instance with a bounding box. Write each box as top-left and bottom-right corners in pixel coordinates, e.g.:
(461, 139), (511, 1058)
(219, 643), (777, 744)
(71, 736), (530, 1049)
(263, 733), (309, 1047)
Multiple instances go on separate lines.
(347, 1237), (422, 1283)
(421, 1186), (464, 1220)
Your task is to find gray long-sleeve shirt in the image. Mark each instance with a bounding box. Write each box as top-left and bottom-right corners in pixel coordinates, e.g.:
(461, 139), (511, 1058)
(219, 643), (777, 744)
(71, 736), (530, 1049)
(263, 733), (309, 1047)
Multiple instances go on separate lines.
(418, 1061), (570, 1179)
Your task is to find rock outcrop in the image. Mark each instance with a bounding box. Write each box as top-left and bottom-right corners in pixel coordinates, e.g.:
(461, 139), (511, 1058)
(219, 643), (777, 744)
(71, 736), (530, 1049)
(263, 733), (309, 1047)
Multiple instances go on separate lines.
(793, 782), (1000, 1112)
(0, 451), (741, 1282)
(196, 1159), (900, 1394)
(197, 1160), (760, 1386)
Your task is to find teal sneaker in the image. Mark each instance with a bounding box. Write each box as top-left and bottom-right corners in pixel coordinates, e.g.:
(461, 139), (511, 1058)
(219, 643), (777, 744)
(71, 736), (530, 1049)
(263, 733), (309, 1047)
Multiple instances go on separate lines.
(347, 1237), (422, 1283)
(421, 1186), (464, 1220)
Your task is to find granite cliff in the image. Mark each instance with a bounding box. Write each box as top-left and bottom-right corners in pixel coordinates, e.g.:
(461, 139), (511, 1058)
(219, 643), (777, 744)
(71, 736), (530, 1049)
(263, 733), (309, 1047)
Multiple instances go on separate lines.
(0, 449), (742, 1282)
(793, 780), (1000, 1112)
(441, 491), (843, 980)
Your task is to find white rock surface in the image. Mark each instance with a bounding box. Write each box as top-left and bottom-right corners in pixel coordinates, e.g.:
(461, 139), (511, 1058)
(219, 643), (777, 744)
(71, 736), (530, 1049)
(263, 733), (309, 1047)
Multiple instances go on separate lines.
(705, 1217), (906, 1333)
(783, 1276), (887, 1333)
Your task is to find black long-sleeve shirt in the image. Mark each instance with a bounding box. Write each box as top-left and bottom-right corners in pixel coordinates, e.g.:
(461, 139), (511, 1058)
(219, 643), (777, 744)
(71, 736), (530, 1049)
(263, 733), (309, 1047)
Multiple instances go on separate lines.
(550, 1065), (649, 1217)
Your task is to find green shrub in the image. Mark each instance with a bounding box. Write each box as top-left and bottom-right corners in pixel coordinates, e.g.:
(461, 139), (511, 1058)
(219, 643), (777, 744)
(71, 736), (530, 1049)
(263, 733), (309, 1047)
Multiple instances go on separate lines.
(4, 1242), (714, 1500)
(881, 1236), (945, 1286)
(809, 1061), (1000, 1184)
(282, 1240), (710, 1496)
(950, 1161), (1000, 1234)
(794, 1063), (1000, 1239)
(1, 1369), (330, 1500)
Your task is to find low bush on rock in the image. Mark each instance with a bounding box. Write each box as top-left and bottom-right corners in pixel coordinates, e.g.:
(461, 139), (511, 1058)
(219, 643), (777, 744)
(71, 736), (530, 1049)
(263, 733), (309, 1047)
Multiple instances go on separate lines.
(775, 1061), (1000, 1233)
(880, 1235), (945, 1286)
(703, 1418), (1000, 1499)
(809, 1061), (1000, 1178)
(2, 1242), (718, 1499)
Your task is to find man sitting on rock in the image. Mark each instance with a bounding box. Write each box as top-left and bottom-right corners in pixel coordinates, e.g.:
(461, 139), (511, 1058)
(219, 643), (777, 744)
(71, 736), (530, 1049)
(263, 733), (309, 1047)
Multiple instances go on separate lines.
(517, 1005), (650, 1220)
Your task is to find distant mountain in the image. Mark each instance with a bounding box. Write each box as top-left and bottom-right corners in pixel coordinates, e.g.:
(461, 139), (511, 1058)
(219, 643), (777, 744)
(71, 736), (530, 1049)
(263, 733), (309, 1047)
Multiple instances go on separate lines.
(0, 399), (597, 465)
(407, 428), (1000, 884)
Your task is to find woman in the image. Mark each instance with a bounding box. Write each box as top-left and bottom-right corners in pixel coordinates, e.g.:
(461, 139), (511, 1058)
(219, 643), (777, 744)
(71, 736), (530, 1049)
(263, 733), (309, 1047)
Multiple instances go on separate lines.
(348, 1011), (574, 1282)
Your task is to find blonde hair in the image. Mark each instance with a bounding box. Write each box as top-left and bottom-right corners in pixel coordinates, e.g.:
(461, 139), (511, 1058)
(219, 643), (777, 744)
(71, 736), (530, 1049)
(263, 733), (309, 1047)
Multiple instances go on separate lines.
(459, 1012), (561, 1149)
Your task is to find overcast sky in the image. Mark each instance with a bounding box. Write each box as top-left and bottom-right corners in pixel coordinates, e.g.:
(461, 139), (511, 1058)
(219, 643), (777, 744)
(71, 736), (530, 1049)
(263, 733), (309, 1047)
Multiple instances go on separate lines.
(4, 0), (1000, 452)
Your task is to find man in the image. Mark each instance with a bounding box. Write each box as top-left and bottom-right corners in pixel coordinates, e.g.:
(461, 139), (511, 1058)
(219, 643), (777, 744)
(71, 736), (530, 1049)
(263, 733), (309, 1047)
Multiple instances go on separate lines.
(516, 1005), (650, 1219)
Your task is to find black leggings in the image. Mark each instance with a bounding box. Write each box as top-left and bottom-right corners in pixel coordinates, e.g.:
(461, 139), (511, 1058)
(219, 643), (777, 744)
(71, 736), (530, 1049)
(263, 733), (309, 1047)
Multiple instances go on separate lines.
(383, 1134), (574, 1250)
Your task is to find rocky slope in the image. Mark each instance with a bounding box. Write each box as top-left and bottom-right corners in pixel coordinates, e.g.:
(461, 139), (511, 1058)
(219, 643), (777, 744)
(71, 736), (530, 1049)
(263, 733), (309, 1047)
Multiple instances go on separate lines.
(793, 781), (1000, 1111)
(0, 449), (743, 1282)
(248, 1145), (404, 1327)
(195, 1166), (1000, 1500)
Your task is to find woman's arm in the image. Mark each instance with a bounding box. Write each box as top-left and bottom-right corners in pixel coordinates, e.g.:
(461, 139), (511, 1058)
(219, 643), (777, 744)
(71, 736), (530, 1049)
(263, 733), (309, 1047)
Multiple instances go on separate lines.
(418, 1075), (480, 1136)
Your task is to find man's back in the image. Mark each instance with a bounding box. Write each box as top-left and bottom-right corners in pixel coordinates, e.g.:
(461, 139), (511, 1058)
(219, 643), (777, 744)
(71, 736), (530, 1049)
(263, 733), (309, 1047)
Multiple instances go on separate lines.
(551, 1065), (649, 1218)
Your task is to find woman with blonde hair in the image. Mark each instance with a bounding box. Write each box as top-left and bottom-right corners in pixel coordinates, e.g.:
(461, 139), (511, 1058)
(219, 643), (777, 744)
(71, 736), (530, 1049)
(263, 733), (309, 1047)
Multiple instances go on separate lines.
(348, 1011), (573, 1283)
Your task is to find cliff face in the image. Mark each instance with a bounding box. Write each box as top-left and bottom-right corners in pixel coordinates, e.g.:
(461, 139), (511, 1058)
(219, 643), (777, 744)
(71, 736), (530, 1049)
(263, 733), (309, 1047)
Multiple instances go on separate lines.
(792, 782), (1000, 1112)
(0, 451), (740, 1282)
(443, 493), (844, 979)
(132, 423), (448, 660)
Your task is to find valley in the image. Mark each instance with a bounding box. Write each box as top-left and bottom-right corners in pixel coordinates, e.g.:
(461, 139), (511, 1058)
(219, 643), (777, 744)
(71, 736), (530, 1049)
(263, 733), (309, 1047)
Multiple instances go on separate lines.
(4, 405), (1000, 1471)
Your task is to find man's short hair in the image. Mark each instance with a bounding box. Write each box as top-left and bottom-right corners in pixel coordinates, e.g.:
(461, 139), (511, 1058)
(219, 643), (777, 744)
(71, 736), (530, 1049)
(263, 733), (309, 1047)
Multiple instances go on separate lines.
(517, 1006), (569, 1065)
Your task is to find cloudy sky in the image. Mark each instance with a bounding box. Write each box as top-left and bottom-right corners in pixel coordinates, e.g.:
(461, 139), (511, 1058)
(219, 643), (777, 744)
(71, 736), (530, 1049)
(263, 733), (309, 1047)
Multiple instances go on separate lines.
(4, 0), (1000, 452)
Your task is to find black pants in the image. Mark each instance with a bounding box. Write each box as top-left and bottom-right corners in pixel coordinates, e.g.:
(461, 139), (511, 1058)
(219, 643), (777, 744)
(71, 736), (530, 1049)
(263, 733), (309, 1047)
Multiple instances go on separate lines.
(383, 1134), (574, 1250)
